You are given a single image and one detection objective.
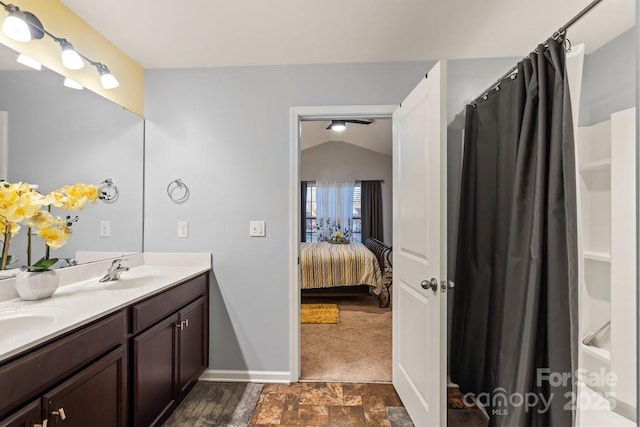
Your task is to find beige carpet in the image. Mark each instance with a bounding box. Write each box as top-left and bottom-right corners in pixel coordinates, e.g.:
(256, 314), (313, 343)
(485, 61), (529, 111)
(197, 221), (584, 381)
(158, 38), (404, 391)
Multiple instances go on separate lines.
(301, 295), (391, 383)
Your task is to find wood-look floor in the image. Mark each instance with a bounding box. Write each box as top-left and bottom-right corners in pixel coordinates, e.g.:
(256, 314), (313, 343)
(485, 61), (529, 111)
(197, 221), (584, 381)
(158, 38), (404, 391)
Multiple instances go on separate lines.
(250, 382), (488, 426)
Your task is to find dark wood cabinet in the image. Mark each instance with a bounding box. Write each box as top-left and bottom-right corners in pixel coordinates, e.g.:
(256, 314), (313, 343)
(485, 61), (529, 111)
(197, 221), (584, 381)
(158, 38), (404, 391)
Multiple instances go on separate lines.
(0, 272), (209, 427)
(44, 346), (127, 427)
(133, 313), (179, 427)
(178, 297), (207, 394)
(0, 400), (41, 427)
(132, 278), (209, 427)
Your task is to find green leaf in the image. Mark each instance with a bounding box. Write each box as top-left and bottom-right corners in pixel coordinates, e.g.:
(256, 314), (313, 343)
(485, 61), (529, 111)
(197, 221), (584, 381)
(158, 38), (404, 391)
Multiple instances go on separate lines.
(26, 257), (59, 272)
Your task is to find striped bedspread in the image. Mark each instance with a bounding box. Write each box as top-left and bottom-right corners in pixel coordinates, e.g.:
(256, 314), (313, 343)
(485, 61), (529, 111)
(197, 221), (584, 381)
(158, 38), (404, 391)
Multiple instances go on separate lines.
(300, 241), (383, 295)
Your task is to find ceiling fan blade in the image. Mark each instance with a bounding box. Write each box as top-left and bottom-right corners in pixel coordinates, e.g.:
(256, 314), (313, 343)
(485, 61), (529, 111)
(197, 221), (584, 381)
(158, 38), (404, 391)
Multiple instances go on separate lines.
(345, 119), (374, 125)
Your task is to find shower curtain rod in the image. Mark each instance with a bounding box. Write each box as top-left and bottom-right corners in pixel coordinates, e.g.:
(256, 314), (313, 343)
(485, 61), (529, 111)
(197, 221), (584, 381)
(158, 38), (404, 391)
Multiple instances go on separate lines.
(470, 0), (603, 105)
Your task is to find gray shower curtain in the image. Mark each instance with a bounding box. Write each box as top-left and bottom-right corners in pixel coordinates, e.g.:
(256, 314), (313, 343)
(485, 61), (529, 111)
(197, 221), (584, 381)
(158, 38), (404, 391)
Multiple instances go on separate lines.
(451, 38), (578, 427)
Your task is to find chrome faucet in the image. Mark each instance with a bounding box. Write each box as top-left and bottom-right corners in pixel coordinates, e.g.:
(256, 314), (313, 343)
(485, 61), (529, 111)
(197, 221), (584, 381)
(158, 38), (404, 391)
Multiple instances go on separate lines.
(60, 258), (77, 267)
(99, 258), (129, 282)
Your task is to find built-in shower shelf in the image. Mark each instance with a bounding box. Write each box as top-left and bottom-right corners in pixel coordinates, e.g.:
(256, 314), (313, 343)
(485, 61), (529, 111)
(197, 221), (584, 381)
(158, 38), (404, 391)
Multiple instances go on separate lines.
(582, 344), (611, 363)
(583, 251), (611, 262)
(580, 158), (611, 173)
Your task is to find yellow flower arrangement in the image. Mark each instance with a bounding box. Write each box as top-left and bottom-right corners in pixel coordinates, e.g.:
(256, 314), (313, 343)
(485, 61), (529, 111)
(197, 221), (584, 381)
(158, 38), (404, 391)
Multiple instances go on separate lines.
(0, 181), (101, 271)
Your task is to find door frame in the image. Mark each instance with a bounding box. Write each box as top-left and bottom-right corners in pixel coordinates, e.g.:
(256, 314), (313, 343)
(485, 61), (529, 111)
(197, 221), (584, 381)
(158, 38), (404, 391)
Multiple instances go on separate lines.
(288, 104), (397, 382)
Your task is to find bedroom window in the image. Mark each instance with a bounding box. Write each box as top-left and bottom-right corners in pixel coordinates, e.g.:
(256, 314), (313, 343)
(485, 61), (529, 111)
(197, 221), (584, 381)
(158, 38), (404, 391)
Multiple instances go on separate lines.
(305, 182), (361, 242)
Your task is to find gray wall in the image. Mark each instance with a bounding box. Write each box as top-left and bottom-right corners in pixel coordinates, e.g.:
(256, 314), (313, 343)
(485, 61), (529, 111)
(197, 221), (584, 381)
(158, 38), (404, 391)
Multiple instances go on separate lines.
(144, 60), (435, 372)
(579, 27), (636, 126)
(301, 141), (392, 244)
(0, 68), (144, 263)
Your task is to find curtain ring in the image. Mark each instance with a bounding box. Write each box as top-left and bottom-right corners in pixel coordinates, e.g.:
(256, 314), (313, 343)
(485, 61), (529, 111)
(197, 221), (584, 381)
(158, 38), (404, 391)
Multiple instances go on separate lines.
(563, 38), (572, 53)
(99, 178), (119, 202)
(167, 179), (189, 203)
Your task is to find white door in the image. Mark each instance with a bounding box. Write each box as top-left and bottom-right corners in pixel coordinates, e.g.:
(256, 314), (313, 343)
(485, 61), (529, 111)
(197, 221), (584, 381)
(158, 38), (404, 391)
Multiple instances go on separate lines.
(392, 61), (447, 427)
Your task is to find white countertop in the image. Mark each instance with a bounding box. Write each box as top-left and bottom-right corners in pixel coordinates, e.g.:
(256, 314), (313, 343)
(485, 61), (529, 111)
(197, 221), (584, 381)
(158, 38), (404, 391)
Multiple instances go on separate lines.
(0, 252), (212, 363)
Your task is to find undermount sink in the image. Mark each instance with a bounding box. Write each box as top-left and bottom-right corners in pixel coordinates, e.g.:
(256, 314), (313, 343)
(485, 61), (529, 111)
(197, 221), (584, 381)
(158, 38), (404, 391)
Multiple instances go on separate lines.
(0, 307), (70, 343)
(102, 275), (162, 290)
(101, 270), (165, 290)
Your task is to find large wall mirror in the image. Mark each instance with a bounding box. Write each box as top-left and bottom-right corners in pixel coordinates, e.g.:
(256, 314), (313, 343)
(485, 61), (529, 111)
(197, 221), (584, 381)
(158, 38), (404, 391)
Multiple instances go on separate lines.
(0, 42), (144, 269)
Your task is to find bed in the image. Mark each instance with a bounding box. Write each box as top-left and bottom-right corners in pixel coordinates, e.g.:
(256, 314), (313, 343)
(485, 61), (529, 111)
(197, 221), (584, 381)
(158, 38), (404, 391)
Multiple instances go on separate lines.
(300, 239), (392, 307)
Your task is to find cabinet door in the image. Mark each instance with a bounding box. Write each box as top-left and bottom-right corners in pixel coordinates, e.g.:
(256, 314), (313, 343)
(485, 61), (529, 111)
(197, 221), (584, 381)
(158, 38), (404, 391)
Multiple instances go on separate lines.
(178, 297), (208, 394)
(43, 346), (127, 427)
(0, 400), (41, 427)
(133, 313), (179, 427)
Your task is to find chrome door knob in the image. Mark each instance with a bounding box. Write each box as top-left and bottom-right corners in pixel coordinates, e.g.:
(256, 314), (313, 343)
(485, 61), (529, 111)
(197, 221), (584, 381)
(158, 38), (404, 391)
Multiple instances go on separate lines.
(421, 278), (438, 291)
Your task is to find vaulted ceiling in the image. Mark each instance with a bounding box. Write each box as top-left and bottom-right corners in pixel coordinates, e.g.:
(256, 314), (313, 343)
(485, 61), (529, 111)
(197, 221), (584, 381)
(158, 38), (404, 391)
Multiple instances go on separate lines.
(301, 119), (392, 156)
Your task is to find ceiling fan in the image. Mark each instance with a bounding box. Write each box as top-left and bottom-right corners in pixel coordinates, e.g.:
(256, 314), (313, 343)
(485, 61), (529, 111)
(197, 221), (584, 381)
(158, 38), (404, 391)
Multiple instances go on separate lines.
(327, 119), (375, 131)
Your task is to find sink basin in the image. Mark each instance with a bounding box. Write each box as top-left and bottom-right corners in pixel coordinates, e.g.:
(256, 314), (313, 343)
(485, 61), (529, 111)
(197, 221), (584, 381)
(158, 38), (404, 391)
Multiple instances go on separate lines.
(0, 307), (70, 343)
(101, 270), (165, 290)
(102, 275), (162, 290)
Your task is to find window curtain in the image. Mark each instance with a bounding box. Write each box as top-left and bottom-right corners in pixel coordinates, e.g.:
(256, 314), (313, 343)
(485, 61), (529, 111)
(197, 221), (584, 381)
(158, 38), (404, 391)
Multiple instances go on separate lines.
(300, 181), (308, 242)
(316, 180), (354, 241)
(361, 180), (383, 242)
(451, 38), (578, 427)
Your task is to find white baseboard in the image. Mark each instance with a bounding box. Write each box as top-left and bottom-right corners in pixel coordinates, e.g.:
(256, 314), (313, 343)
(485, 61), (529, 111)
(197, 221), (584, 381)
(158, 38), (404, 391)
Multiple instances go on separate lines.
(199, 369), (291, 384)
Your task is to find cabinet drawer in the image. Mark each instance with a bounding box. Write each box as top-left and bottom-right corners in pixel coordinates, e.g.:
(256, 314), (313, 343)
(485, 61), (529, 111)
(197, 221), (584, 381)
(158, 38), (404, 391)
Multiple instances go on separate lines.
(0, 311), (126, 419)
(131, 273), (207, 334)
(0, 400), (41, 427)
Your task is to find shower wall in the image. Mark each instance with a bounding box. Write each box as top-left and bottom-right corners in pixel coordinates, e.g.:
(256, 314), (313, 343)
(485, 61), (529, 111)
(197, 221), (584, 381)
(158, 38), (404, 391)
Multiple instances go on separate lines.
(575, 25), (637, 424)
(578, 27), (636, 126)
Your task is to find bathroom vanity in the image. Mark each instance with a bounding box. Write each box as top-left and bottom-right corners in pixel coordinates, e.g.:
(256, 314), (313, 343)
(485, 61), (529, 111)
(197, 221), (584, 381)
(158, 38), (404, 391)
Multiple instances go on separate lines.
(0, 253), (211, 427)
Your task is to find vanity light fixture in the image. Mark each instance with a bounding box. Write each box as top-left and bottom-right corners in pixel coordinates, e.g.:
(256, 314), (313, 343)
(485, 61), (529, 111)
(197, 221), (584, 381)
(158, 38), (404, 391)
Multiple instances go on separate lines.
(57, 39), (84, 70)
(93, 62), (119, 89)
(0, 1), (120, 90)
(16, 53), (41, 70)
(329, 120), (346, 132)
(2, 6), (28, 41)
(1, 4), (43, 42)
(63, 77), (83, 90)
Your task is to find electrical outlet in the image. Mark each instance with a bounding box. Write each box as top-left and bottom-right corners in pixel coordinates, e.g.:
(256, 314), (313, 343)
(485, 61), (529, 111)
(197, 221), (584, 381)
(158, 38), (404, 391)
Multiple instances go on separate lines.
(100, 221), (111, 237)
(249, 221), (266, 237)
(177, 221), (189, 238)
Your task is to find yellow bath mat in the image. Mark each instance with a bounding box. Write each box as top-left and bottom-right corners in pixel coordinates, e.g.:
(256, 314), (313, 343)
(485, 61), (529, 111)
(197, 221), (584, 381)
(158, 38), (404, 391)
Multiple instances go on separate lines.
(301, 303), (339, 324)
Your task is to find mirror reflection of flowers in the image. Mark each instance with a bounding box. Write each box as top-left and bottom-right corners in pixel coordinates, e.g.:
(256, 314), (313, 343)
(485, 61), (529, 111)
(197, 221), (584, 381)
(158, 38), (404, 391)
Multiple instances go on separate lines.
(0, 182), (102, 271)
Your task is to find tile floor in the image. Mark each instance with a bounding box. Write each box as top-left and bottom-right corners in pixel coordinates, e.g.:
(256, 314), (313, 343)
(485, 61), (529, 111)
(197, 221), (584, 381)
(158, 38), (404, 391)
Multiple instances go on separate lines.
(250, 382), (403, 426)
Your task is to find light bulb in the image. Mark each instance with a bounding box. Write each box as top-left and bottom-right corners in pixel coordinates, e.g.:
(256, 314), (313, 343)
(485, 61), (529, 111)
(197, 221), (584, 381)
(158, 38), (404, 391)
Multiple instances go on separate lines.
(100, 71), (119, 89)
(2, 11), (30, 42)
(60, 40), (84, 70)
(63, 77), (83, 90)
(331, 120), (346, 132)
(16, 54), (41, 70)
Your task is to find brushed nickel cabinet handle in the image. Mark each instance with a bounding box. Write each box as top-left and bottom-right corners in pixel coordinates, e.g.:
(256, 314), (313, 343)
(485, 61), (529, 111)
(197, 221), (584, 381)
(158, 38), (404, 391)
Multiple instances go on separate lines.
(51, 408), (66, 420)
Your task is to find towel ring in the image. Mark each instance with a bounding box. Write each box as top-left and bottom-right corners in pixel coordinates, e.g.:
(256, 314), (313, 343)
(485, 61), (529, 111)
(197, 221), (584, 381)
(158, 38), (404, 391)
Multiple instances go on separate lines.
(99, 178), (119, 202)
(167, 179), (189, 203)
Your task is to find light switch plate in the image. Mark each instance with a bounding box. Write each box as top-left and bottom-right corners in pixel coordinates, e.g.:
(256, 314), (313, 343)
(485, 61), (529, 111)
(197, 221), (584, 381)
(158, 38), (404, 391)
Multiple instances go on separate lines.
(100, 220), (111, 237)
(177, 221), (189, 238)
(249, 221), (266, 237)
